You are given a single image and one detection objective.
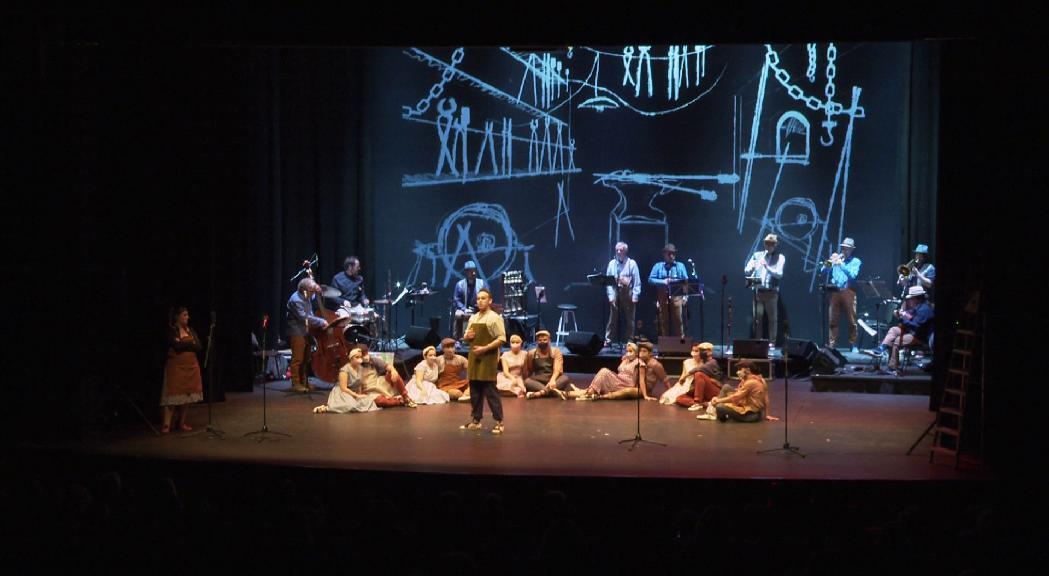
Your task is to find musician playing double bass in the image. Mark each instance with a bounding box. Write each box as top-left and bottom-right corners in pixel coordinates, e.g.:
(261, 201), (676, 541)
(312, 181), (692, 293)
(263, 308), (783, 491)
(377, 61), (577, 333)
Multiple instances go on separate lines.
(287, 278), (329, 393)
(648, 243), (689, 338)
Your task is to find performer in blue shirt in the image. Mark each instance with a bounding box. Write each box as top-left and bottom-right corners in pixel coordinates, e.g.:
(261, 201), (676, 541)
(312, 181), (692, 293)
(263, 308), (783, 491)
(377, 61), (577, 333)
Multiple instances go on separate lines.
(648, 243), (689, 338)
(870, 286), (934, 370)
(897, 243), (936, 297)
(331, 256), (369, 307)
(820, 237), (862, 352)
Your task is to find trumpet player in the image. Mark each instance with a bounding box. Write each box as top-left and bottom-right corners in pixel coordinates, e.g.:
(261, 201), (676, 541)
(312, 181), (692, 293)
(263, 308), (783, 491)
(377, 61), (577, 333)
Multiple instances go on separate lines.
(821, 237), (862, 353)
(744, 233), (785, 347)
(897, 244), (935, 296)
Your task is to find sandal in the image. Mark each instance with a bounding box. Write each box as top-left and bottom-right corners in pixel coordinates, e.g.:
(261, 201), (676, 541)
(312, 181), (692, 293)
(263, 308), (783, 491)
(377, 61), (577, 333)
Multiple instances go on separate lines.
(405, 398), (418, 408)
(551, 389), (567, 400)
(160, 424), (171, 435)
(491, 422), (504, 435)
(459, 420), (482, 430)
(313, 405), (328, 414)
(526, 390), (544, 399)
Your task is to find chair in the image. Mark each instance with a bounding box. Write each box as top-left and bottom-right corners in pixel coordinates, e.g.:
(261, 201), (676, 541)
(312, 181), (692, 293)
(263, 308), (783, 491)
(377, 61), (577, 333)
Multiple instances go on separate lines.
(555, 304), (578, 346)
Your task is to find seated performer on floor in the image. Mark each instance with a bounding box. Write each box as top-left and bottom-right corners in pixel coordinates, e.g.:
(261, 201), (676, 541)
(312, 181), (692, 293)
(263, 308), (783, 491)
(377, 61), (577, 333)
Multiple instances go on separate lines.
(355, 342), (417, 408)
(524, 330), (575, 399)
(432, 337), (469, 402)
(497, 334), (528, 397)
(313, 348), (380, 414)
(407, 346), (451, 405)
(708, 360), (778, 422)
(568, 342), (640, 400)
(659, 342), (726, 409)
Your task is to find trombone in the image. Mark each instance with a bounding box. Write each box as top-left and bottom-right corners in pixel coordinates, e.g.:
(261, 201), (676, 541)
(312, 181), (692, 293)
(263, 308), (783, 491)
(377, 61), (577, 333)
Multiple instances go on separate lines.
(898, 258), (918, 278)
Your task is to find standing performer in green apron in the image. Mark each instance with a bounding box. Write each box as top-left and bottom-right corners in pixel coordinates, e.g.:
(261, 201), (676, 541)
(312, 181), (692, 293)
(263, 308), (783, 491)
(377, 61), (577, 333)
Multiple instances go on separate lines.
(460, 288), (507, 434)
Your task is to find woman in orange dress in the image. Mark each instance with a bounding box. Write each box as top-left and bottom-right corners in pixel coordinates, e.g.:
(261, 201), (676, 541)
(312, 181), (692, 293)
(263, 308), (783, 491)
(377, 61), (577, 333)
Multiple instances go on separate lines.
(159, 307), (204, 434)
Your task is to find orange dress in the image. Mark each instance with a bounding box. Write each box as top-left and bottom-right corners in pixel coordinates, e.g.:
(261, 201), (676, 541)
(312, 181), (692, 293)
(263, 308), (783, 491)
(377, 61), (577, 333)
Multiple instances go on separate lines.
(160, 328), (204, 406)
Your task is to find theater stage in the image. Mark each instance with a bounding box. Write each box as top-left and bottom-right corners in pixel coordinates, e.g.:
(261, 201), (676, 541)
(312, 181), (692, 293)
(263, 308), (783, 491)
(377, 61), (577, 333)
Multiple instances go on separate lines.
(56, 372), (976, 482)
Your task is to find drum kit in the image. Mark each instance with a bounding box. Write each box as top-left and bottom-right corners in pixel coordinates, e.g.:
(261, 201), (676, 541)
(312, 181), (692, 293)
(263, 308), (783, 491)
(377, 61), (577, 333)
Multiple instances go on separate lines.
(319, 283), (440, 352)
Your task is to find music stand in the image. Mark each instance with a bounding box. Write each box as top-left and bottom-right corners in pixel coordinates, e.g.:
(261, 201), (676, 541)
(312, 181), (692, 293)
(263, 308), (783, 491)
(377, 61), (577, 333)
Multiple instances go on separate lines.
(588, 273), (618, 350)
(860, 280), (890, 346)
(671, 278), (704, 343)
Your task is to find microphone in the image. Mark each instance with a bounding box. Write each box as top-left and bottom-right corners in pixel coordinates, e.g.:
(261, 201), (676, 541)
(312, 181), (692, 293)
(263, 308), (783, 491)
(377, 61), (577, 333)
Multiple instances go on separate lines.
(262, 314), (269, 329)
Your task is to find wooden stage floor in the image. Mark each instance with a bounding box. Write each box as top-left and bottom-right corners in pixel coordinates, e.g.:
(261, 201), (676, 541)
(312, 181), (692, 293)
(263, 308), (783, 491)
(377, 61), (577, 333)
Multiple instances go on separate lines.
(48, 372), (983, 482)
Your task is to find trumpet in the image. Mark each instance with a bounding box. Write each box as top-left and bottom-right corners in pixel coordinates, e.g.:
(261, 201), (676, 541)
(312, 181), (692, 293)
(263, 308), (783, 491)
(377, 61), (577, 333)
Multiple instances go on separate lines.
(824, 253), (843, 268)
(898, 258), (918, 277)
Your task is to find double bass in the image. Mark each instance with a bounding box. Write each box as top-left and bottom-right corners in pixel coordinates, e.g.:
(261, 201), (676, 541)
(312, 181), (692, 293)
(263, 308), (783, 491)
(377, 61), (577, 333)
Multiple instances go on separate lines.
(300, 261), (355, 383)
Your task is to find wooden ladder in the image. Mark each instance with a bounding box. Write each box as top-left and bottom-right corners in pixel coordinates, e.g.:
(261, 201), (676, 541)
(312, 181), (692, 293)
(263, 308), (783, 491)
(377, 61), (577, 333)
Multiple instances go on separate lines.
(930, 291), (982, 468)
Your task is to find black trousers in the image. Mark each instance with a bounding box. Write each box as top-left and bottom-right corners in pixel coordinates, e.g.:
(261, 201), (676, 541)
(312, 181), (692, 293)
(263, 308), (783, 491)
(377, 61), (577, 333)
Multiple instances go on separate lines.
(469, 380), (503, 422)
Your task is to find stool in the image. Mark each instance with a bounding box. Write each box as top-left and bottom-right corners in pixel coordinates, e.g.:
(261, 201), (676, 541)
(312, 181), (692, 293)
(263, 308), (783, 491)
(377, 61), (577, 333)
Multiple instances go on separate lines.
(555, 304), (578, 346)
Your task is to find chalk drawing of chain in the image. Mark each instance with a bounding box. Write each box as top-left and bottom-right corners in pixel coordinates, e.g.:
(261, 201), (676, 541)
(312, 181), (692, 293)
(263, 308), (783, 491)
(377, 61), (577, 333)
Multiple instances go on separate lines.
(764, 44), (845, 147)
(403, 47), (466, 118)
(806, 43), (817, 83)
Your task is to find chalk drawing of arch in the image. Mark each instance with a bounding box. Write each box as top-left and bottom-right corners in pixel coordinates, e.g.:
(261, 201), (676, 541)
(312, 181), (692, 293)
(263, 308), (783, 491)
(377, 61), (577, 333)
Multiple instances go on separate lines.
(775, 111), (810, 165)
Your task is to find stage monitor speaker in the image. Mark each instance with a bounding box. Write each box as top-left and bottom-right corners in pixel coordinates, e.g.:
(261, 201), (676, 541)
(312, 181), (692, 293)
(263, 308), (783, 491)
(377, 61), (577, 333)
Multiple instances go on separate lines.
(657, 336), (693, 356)
(733, 339), (770, 358)
(784, 338), (817, 361)
(564, 331), (603, 356)
(405, 325), (441, 350)
(812, 346), (847, 374)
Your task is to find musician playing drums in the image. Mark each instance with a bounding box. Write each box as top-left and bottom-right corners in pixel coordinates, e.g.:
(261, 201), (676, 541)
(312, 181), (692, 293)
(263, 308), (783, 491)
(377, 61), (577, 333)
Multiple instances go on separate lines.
(820, 237), (862, 353)
(332, 255), (369, 307)
(452, 260), (488, 339)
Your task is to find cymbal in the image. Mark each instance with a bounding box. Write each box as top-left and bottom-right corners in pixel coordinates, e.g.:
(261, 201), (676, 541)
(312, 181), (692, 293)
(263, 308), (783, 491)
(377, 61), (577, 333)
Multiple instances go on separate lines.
(372, 299), (392, 305)
(320, 285), (342, 299)
(412, 288), (439, 296)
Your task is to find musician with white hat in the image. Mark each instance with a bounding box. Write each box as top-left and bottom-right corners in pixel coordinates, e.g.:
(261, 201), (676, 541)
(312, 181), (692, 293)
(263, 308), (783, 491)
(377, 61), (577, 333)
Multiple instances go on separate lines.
(820, 237), (863, 353)
(869, 285), (934, 370)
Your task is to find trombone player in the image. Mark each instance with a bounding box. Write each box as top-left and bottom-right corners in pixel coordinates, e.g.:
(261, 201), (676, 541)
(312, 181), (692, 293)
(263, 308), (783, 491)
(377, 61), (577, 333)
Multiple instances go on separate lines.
(897, 244), (935, 297)
(820, 237), (862, 353)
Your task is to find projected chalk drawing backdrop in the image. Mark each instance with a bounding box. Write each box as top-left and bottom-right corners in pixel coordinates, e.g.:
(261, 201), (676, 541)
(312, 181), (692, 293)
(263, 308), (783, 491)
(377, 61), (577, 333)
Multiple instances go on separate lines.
(388, 44), (880, 339)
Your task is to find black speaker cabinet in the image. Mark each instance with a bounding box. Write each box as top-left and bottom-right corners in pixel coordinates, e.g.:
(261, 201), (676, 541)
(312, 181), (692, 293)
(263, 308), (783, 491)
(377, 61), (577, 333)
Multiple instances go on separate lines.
(564, 331), (603, 356)
(812, 346), (847, 374)
(405, 325), (441, 350)
(784, 338), (817, 361)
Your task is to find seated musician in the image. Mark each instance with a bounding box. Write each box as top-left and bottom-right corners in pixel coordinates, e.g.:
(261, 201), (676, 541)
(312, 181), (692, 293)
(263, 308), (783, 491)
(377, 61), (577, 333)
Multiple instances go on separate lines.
(453, 261), (488, 338)
(869, 285), (934, 371)
(332, 255), (369, 307)
(523, 330), (574, 399)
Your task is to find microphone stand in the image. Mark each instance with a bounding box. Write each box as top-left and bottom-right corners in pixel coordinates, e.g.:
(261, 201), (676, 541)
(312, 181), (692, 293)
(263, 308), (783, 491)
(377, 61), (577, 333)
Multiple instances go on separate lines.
(184, 311), (224, 440)
(758, 329), (804, 458)
(245, 314), (291, 443)
(618, 338), (667, 451)
(719, 275), (727, 359)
